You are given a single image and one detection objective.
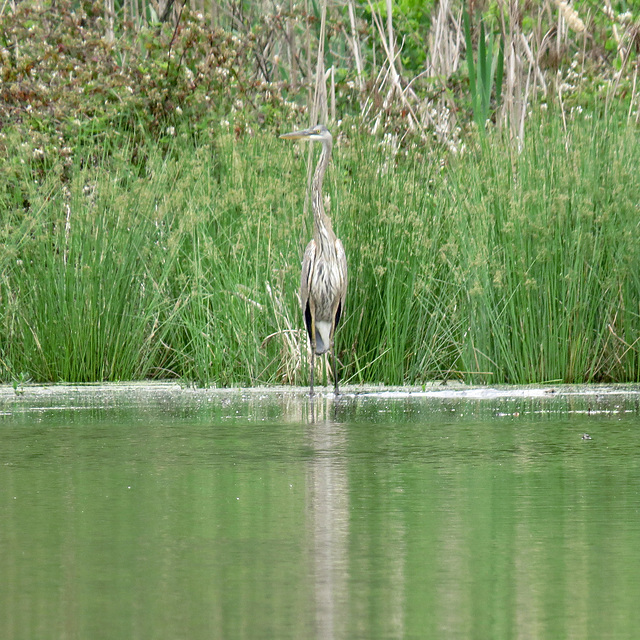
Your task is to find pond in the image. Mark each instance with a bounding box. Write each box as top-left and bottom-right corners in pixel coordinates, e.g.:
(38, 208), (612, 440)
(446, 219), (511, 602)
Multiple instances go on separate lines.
(1, 383), (640, 639)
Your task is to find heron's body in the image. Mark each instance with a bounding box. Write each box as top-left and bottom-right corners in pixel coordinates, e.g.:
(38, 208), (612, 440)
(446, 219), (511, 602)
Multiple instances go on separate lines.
(280, 125), (347, 396)
(302, 234), (347, 355)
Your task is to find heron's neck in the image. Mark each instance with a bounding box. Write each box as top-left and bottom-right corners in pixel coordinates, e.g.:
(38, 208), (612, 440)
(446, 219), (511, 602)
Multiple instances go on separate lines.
(312, 139), (334, 240)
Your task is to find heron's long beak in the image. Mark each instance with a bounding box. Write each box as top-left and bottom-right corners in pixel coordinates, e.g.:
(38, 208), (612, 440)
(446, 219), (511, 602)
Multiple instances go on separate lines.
(279, 128), (314, 140)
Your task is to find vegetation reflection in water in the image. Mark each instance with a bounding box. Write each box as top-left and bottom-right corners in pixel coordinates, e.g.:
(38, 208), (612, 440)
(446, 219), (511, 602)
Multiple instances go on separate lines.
(1, 386), (639, 639)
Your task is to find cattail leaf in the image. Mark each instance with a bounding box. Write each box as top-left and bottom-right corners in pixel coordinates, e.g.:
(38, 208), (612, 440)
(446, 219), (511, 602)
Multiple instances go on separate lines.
(463, 8), (476, 100)
(495, 36), (505, 105)
(478, 21), (487, 96)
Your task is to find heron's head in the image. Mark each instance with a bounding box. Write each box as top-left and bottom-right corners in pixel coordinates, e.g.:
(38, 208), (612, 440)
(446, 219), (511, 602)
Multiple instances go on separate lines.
(280, 124), (332, 143)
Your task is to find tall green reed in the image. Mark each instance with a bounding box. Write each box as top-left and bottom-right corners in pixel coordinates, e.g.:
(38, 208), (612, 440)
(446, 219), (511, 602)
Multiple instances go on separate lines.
(0, 146), (178, 381)
(0, 136), (302, 384)
(1, 115), (639, 385)
(334, 136), (460, 385)
(446, 113), (640, 383)
(165, 136), (304, 386)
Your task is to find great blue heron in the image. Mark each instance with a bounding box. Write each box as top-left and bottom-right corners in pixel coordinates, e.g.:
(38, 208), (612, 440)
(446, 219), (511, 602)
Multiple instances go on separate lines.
(280, 124), (348, 396)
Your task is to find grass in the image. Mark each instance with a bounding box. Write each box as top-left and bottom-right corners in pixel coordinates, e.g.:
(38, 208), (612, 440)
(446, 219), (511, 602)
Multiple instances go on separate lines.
(1, 113), (639, 386)
(446, 115), (640, 383)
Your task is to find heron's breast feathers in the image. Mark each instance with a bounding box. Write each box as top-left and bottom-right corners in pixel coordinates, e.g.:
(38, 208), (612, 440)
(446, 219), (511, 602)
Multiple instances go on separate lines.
(301, 237), (347, 325)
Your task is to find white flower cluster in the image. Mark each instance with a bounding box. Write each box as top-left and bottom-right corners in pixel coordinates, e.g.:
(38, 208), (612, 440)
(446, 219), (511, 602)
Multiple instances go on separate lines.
(429, 104), (464, 155)
(558, 55), (583, 94)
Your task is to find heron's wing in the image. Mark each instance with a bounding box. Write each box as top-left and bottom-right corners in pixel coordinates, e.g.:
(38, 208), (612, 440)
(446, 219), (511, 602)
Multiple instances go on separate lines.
(335, 237), (348, 327)
(300, 239), (316, 339)
(300, 239), (316, 310)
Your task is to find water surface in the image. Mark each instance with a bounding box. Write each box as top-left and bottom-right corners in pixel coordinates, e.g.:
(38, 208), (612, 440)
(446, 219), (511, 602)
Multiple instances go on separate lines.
(1, 384), (639, 639)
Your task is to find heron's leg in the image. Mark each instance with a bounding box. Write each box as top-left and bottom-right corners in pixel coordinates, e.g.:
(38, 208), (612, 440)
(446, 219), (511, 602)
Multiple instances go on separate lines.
(332, 346), (339, 396)
(310, 350), (315, 397)
(308, 312), (316, 398)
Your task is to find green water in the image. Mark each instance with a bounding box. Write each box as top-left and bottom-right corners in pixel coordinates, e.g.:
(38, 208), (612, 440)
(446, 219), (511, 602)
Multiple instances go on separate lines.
(1, 386), (640, 639)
